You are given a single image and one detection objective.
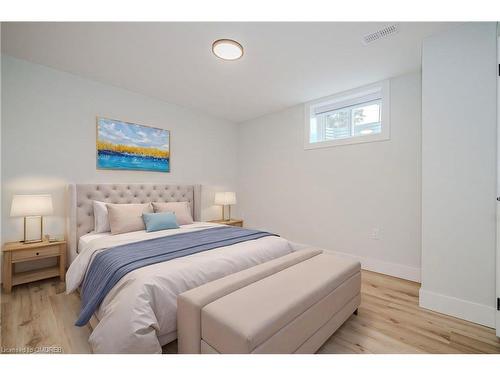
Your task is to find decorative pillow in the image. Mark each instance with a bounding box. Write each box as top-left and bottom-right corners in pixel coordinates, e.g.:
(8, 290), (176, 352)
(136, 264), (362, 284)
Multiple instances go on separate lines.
(93, 201), (111, 233)
(152, 201), (194, 225)
(142, 212), (179, 232)
(106, 203), (153, 235)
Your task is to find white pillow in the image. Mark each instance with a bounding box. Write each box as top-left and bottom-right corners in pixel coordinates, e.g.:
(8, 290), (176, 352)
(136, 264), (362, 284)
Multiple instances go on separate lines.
(93, 201), (110, 233)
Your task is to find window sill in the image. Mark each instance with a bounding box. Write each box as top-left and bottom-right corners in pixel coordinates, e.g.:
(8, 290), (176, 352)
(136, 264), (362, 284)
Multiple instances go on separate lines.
(304, 132), (390, 150)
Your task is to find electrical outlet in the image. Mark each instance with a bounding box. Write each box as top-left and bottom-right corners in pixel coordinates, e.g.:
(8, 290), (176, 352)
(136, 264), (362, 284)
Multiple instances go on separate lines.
(370, 228), (380, 240)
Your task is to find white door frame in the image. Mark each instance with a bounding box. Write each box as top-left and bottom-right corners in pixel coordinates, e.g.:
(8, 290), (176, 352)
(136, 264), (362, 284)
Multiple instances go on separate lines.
(496, 32), (500, 337)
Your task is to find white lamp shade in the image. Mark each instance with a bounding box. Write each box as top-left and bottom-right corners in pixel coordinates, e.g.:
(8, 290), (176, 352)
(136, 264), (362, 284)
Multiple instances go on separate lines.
(214, 192), (236, 206)
(10, 194), (54, 217)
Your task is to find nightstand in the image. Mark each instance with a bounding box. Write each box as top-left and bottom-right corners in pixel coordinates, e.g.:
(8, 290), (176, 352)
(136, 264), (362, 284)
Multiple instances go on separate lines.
(209, 219), (244, 227)
(2, 239), (66, 293)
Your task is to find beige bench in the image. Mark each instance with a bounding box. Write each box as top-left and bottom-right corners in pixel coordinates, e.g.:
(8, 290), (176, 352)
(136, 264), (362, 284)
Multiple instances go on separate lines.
(177, 249), (361, 354)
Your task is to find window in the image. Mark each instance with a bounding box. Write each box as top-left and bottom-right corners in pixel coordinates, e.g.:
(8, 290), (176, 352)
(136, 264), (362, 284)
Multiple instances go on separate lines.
(305, 80), (390, 149)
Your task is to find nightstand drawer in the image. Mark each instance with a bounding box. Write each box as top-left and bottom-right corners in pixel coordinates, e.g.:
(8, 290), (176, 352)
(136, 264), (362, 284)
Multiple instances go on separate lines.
(11, 245), (60, 262)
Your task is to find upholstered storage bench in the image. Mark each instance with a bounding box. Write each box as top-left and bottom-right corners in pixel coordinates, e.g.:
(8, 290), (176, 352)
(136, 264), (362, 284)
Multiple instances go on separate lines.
(177, 248), (361, 354)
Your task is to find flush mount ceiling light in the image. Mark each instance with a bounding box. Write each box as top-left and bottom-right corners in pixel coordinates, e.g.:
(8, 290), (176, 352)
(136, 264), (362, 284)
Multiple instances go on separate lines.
(212, 39), (244, 61)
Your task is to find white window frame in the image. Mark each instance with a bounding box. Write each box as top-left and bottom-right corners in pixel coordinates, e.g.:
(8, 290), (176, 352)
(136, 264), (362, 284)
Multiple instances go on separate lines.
(304, 80), (390, 149)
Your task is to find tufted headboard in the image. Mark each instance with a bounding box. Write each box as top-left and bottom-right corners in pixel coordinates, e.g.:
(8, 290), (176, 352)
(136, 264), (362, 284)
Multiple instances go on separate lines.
(67, 183), (201, 263)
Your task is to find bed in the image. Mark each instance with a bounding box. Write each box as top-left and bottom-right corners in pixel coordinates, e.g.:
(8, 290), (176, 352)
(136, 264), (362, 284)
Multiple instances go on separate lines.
(66, 183), (297, 353)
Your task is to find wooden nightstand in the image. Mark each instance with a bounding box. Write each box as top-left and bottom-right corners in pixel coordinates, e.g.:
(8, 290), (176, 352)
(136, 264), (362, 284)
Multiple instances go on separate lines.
(2, 239), (66, 293)
(209, 219), (244, 227)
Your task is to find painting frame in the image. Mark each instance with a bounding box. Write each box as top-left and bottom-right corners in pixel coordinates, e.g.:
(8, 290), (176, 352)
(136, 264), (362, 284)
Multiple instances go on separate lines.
(96, 116), (171, 173)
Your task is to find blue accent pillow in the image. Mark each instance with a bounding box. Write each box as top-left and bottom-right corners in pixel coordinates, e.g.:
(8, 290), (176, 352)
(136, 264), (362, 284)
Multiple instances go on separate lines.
(142, 212), (179, 232)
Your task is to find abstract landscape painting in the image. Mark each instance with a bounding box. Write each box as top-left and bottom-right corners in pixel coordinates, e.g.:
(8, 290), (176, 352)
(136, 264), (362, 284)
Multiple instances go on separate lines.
(96, 117), (170, 172)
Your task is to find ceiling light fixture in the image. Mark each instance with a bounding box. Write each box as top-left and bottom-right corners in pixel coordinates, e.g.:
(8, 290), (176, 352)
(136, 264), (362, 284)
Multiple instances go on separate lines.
(212, 39), (244, 61)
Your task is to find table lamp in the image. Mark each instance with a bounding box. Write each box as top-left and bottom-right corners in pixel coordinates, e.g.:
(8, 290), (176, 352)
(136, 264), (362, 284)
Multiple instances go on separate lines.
(10, 194), (53, 243)
(214, 192), (236, 221)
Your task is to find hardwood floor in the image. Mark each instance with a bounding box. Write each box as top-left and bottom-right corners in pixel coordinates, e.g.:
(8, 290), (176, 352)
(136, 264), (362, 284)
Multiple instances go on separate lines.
(1, 270), (499, 354)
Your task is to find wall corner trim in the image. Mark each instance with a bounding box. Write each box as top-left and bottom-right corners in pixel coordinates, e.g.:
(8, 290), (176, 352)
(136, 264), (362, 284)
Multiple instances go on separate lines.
(419, 288), (496, 328)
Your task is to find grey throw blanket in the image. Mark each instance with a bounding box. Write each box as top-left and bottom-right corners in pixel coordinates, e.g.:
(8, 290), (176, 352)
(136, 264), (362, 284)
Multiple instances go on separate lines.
(75, 226), (277, 326)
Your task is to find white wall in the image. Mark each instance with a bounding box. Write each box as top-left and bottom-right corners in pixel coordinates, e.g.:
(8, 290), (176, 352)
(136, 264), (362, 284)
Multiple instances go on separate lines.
(420, 23), (498, 328)
(1, 56), (239, 245)
(237, 72), (422, 281)
(0, 26), (2, 260)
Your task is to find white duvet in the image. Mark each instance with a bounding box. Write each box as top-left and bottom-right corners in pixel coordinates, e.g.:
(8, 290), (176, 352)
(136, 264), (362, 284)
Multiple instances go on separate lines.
(66, 222), (294, 353)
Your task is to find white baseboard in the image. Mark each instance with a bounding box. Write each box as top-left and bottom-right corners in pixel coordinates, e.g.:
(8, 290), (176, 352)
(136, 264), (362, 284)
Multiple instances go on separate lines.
(419, 288), (496, 328)
(294, 244), (494, 328)
(323, 249), (421, 282)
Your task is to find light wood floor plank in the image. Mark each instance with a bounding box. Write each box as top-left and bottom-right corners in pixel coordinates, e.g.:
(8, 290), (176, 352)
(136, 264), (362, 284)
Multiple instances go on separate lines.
(1, 270), (499, 354)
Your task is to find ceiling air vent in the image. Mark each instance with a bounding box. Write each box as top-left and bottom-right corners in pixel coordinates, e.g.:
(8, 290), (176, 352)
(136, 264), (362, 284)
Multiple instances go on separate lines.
(363, 24), (399, 45)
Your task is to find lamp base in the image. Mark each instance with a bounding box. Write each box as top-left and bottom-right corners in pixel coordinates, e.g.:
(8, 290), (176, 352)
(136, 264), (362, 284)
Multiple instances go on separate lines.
(220, 205), (233, 221)
(23, 216), (44, 243)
